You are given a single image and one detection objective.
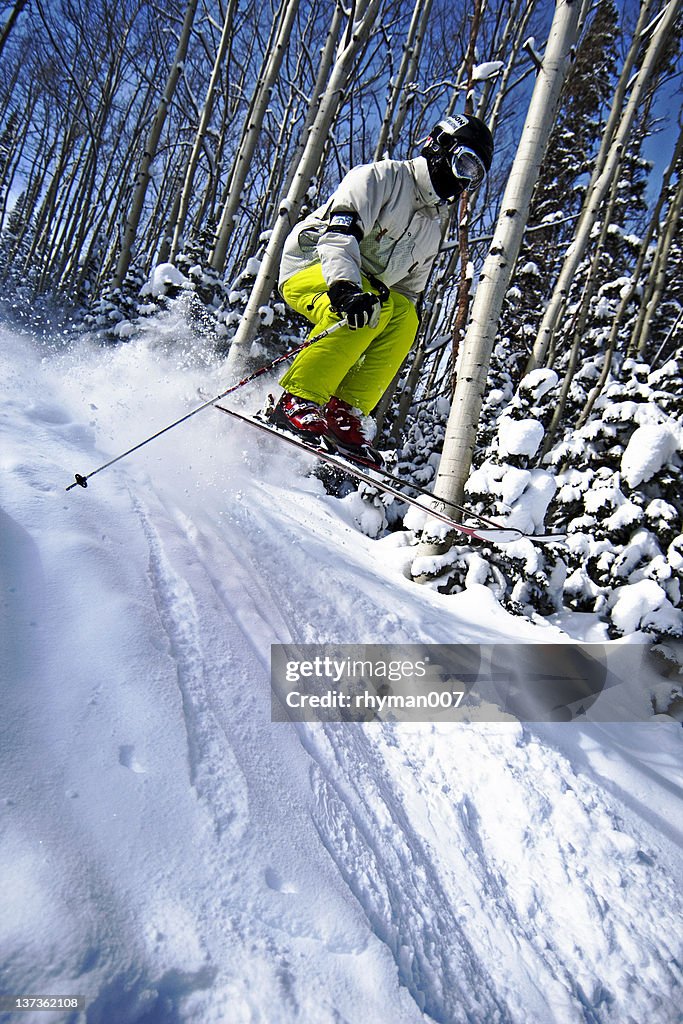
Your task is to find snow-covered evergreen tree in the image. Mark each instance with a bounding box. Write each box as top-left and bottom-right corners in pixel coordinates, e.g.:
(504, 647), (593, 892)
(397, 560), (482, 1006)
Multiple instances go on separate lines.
(548, 352), (682, 640)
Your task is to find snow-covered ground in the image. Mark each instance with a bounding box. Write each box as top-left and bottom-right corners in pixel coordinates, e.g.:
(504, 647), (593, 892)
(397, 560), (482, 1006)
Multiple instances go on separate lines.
(1, 315), (682, 1024)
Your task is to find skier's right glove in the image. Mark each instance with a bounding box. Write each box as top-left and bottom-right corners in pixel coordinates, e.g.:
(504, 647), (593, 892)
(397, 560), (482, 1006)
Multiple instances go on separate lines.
(328, 281), (381, 330)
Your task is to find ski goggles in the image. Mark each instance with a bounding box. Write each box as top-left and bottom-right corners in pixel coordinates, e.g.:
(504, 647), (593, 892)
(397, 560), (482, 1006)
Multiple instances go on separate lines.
(450, 146), (487, 190)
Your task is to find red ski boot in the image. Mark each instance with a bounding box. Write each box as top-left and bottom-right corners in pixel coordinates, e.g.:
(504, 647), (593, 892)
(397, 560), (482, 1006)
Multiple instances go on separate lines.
(324, 397), (384, 468)
(271, 391), (328, 440)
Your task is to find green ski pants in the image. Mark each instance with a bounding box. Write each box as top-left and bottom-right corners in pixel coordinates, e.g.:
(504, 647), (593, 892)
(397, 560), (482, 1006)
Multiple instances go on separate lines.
(279, 264), (419, 415)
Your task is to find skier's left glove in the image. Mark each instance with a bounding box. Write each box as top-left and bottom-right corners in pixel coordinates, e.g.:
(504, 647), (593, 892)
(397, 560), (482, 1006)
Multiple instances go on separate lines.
(328, 281), (381, 330)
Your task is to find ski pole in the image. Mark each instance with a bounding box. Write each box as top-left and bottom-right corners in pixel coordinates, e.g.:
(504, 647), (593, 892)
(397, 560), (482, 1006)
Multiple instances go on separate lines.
(66, 319), (347, 491)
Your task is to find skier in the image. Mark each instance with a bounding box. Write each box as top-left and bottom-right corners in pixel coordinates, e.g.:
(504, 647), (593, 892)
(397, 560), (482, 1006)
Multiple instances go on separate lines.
(272, 113), (494, 466)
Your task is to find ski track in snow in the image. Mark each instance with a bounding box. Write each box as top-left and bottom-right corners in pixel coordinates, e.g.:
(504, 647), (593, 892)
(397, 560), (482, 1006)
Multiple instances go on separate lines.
(1, 326), (682, 1024)
(132, 492), (252, 841)
(300, 722), (683, 1024)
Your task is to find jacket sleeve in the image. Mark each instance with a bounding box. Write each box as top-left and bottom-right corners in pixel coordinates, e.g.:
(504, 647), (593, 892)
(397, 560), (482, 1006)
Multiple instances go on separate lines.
(316, 163), (393, 289)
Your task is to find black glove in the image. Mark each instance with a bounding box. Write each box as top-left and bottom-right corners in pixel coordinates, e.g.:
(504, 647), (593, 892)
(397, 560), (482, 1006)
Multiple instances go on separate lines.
(328, 280), (381, 330)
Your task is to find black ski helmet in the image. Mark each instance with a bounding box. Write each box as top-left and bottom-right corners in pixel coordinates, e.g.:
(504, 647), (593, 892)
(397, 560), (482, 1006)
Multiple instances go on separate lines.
(421, 114), (494, 201)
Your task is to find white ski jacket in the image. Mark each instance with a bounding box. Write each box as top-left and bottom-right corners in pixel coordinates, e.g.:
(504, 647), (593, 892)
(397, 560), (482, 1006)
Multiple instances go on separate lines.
(278, 156), (447, 306)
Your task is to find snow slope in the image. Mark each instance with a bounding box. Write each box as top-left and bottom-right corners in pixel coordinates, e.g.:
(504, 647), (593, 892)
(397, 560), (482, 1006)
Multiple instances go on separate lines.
(1, 317), (682, 1024)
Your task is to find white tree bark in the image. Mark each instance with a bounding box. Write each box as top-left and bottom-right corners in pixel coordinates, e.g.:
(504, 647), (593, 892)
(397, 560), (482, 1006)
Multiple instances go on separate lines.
(527, 0), (682, 370)
(209, 0), (302, 273)
(279, 3), (344, 197)
(0, 0), (30, 60)
(577, 119), (683, 423)
(481, 0), (537, 133)
(413, 0), (583, 570)
(583, 0), (659, 187)
(111, 0), (199, 292)
(632, 161), (683, 357)
(224, 0), (382, 376)
(169, 0), (239, 261)
(373, 0), (434, 161)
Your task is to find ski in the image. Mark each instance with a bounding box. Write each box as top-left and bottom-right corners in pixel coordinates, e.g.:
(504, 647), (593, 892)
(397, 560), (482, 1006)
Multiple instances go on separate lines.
(214, 403), (566, 546)
(316, 440), (565, 543)
(359, 462), (564, 543)
(332, 438), (518, 533)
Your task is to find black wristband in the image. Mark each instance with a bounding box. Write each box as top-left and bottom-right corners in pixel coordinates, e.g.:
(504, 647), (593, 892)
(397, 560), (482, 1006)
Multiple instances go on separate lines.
(328, 280), (360, 310)
(325, 210), (363, 242)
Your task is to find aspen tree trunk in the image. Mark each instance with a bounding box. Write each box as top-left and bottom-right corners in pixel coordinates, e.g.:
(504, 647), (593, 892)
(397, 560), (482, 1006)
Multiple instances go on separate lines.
(541, 154), (627, 452)
(52, 37), (126, 285)
(240, 79), (301, 261)
(0, 0), (30, 59)
(169, 0), (238, 261)
(560, 105), (660, 363)
(23, 121), (79, 275)
(0, 107), (27, 228)
(209, 0), (302, 274)
(110, 0), (199, 292)
(387, 340), (428, 442)
(373, 0), (433, 161)
(486, 0), (538, 136)
(448, 0), (483, 389)
(578, 120), (683, 423)
(4, 132), (52, 268)
(0, 57), (23, 128)
(199, 30), (255, 232)
(527, 0), (682, 371)
(67, 10), (133, 278)
(631, 169), (683, 356)
(37, 137), (93, 292)
(224, 0), (382, 376)
(410, 0), (539, 414)
(64, 75), (152, 290)
(280, 3), (344, 197)
(585, 0), (659, 186)
(240, 4), (345, 261)
(95, 74), (164, 288)
(413, 0), (582, 571)
(157, 190), (183, 267)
